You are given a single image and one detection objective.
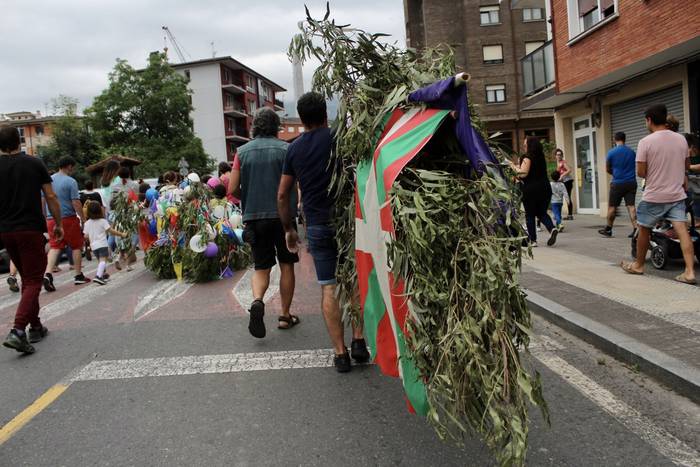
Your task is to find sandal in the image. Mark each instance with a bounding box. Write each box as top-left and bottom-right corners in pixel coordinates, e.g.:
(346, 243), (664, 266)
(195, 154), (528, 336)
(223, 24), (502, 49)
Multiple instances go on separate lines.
(278, 314), (300, 329)
(620, 261), (643, 275)
(674, 274), (697, 285)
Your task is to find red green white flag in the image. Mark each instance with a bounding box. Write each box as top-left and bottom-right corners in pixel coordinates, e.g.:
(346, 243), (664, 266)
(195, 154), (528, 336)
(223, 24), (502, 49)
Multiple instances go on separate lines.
(355, 107), (450, 415)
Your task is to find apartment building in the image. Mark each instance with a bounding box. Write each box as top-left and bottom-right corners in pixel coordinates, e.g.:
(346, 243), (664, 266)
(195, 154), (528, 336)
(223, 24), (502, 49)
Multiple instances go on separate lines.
(521, 0), (700, 215)
(171, 57), (285, 163)
(278, 117), (305, 142)
(404, 0), (555, 153)
(0, 111), (56, 156)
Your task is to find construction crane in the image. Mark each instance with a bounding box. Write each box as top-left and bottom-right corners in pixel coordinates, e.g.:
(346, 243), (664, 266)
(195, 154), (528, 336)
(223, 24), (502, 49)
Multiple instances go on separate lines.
(162, 26), (191, 63)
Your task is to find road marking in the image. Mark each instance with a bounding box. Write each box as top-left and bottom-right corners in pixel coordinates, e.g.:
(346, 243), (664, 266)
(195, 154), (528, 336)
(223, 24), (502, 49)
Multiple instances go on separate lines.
(70, 348), (339, 382)
(133, 279), (193, 321)
(232, 266), (279, 311)
(0, 384), (68, 445)
(526, 248), (700, 332)
(532, 344), (700, 467)
(39, 267), (148, 323)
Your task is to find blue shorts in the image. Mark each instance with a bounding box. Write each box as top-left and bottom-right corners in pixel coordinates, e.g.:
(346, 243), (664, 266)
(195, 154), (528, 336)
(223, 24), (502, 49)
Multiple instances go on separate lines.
(305, 224), (338, 286)
(637, 199), (687, 228)
(92, 247), (109, 259)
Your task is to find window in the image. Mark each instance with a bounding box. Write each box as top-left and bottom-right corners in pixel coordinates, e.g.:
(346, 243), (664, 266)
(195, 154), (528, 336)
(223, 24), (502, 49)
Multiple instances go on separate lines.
(18, 127), (25, 144)
(184, 69), (190, 81)
(480, 5), (500, 25)
(486, 84), (506, 103)
(523, 8), (544, 21)
(567, 0), (616, 38)
(288, 127), (295, 133)
(248, 100), (258, 114)
(226, 118), (234, 132)
(525, 41), (545, 55)
(482, 45), (503, 64)
(246, 75), (255, 91)
(223, 69), (230, 84)
(35, 125), (44, 136)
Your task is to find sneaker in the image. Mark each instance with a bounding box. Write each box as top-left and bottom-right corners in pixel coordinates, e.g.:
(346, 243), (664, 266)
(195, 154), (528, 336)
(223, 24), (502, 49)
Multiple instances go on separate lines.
(103, 272), (111, 281)
(248, 299), (266, 338)
(74, 273), (91, 285)
(334, 351), (352, 373)
(94, 276), (107, 285)
(598, 228), (613, 238)
(43, 273), (56, 292)
(2, 329), (35, 354)
(350, 338), (370, 363)
(547, 228), (558, 246)
(566, 215), (574, 221)
(557, 224), (564, 232)
(7, 275), (19, 293)
(28, 325), (48, 343)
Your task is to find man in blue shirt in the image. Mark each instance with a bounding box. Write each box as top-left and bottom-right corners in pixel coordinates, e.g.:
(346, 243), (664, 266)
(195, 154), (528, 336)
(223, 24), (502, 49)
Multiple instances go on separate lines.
(599, 132), (638, 237)
(277, 92), (369, 373)
(44, 156), (89, 290)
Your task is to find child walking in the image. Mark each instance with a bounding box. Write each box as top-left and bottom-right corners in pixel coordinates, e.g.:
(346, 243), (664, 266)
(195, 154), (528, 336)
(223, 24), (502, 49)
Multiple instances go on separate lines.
(550, 171), (570, 231)
(83, 201), (127, 285)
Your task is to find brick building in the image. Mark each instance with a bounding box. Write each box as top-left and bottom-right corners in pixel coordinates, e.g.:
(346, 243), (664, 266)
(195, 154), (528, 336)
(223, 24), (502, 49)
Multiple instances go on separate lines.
(170, 57), (285, 163)
(522, 0), (700, 215)
(0, 111), (57, 156)
(404, 0), (555, 154)
(278, 117), (305, 142)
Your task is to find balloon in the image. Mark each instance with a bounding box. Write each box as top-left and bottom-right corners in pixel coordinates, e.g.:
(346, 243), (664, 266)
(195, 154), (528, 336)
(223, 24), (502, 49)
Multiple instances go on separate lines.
(189, 234), (207, 253)
(212, 205), (225, 220)
(187, 173), (200, 183)
(146, 188), (159, 203)
(148, 219), (157, 235)
(207, 177), (222, 189)
(234, 228), (244, 244)
(204, 242), (219, 258)
(230, 212), (242, 229)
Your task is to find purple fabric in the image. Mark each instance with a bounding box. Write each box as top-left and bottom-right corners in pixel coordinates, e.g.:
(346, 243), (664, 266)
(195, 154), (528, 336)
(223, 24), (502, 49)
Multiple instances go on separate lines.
(408, 77), (498, 175)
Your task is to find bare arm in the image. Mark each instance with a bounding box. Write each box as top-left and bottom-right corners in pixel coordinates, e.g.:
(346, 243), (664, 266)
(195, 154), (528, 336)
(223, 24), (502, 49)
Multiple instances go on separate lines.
(636, 161), (647, 179)
(42, 183), (63, 240)
(73, 199), (84, 223)
(277, 174), (298, 252)
(107, 227), (127, 238)
(510, 158), (532, 179)
(560, 161), (571, 178)
(228, 169), (241, 199)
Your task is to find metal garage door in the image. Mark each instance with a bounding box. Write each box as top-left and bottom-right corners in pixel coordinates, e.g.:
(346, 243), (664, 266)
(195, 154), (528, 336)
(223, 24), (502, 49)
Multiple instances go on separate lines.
(610, 85), (685, 203)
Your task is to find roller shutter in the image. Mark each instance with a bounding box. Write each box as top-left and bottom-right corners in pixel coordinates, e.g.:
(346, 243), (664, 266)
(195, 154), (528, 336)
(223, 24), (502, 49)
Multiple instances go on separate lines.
(610, 85), (685, 204)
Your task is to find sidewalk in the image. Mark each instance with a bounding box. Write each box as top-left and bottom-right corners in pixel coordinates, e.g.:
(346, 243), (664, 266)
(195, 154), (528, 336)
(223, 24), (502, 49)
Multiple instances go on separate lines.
(521, 215), (700, 403)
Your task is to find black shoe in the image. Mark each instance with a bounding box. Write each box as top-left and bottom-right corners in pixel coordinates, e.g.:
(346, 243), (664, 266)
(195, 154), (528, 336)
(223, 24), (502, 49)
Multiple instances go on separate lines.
(248, 299), (266, 338)
(7, 275), (19, 293)
(627, 228), (637, 238)
(350, 338), (370, 363)
(598, 228), (612, 238)
(94, 276), (106, 285)
(28, 325), (48, 343)
(547, 228), (558, 246)
(334, 351), (351, 373)
(74, 273), (91, 285)
(43, 273), (56, 292)
(2, 329), (35, 354)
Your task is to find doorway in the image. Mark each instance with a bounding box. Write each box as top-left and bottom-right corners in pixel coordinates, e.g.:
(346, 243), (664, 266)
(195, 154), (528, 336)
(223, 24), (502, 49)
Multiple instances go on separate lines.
(573, 116), (599, 214)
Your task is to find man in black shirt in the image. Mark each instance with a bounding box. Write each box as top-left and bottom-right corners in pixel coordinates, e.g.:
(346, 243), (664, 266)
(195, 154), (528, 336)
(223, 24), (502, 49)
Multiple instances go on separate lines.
(0, 126), (63, 354)
(278, 92), (369, 372)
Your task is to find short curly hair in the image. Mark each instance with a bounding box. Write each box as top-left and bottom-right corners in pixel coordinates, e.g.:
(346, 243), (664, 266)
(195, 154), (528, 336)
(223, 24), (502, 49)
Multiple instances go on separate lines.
(252, 107), (280, 138)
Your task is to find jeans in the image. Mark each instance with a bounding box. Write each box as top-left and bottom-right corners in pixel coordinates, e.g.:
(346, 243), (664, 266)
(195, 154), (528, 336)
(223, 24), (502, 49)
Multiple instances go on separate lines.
(0, 231), (47, 330)
(551, 203), (563, 226)
(305, 224), (338, 285)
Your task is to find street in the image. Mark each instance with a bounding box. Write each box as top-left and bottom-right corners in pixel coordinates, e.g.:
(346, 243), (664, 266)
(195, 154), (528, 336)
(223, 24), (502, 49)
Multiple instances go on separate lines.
(1, 236), (699, 466)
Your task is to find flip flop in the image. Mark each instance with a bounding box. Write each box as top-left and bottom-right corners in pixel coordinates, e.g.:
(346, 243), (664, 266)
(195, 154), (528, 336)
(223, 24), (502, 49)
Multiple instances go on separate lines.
(620, 261), (643, 275)
(674, 274), (697, 285)
(278, 314), (300, 330)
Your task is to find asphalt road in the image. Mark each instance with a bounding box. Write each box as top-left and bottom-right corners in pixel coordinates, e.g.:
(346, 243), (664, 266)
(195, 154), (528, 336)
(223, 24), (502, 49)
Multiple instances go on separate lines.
(0, 251), (698, 466)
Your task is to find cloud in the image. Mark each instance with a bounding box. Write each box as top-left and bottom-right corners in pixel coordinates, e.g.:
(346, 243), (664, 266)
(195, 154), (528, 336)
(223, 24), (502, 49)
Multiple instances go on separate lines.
(0, 0), (405, 114)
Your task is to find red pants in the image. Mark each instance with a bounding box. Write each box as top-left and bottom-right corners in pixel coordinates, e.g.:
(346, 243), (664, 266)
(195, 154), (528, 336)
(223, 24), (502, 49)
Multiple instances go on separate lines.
(0, 231), (47, 330)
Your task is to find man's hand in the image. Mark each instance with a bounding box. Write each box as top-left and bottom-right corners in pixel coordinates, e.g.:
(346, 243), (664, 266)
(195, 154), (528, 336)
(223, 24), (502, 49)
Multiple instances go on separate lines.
(285, 230), (299, 254)
(53, 225), (64, 242)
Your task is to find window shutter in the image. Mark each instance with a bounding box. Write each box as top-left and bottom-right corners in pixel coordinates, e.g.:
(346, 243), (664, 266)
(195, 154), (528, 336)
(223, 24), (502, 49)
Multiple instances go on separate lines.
(578, 0), (596, 15)
(483, 45), (503, 61)
(601, 0), (614, 10)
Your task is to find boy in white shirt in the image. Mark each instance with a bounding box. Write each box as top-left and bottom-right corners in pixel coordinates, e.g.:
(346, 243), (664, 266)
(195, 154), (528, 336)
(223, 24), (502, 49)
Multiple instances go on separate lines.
(550, 171), (570, 231)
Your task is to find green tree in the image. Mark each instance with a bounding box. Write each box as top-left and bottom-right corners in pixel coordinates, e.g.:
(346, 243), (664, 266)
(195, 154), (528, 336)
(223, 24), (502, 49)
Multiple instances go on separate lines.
(38, 96), (100, 187)
(86, 52), (214, 177)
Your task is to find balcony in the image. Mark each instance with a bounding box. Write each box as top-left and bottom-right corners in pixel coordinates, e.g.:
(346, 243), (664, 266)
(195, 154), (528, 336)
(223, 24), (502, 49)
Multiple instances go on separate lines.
(222, 81), (246, 94)
(274, 98), (284, 111)
(225, 128), (250, 143)
(521, 40), (555, 97)
(223, 106), (247, 118)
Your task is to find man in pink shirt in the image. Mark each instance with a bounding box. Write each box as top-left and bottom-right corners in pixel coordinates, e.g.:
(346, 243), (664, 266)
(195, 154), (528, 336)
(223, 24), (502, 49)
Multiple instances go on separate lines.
(621, 104), (695, 284)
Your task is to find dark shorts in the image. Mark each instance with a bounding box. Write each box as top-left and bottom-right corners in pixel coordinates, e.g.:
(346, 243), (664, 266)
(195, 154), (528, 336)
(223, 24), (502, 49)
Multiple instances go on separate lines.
(93, 247), (109, 259)
(305, 224), (338, 286)
(609, 182), (637, 207)
(244, 219), (299, 270)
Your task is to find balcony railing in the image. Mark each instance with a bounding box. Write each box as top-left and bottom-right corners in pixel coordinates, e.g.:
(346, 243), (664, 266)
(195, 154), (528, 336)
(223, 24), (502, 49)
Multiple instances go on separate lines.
(274, 98), (284, 110)
(521, 40), (555, 97)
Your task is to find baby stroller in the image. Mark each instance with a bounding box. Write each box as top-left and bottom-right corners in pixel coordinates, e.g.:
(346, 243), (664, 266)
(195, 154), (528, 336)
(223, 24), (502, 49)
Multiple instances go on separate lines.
(631, 198), (700, 269)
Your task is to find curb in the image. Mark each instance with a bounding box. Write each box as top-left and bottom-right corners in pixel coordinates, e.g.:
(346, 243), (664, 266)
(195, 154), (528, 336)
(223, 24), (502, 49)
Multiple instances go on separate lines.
(525, 289), (700, 405)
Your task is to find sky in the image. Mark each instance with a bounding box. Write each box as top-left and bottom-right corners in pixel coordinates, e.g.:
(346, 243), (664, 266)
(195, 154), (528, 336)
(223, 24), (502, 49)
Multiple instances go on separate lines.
(0, 0), (406, 116)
